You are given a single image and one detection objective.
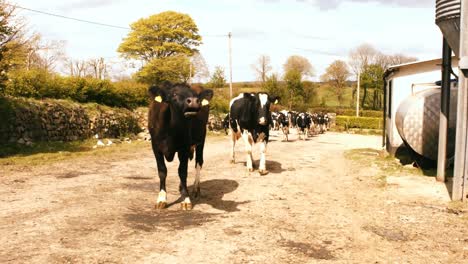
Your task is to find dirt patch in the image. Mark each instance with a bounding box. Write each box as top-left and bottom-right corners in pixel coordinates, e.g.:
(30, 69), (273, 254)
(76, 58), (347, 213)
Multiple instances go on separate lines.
(1, 132), (468, 263)
(279, 239), (335, 260)
(362, 225), (410, 242)
(124, 208), (219, 232)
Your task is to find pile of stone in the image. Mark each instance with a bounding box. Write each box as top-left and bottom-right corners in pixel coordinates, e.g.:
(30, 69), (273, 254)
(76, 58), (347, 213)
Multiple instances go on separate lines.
(0, 97), (142, 145)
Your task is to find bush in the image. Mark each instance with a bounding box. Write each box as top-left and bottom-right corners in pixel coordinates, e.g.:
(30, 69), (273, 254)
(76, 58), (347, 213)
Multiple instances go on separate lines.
(5, 70), (149, 109)
(335, 116), (383, 130)
(309, 107), (382, 117)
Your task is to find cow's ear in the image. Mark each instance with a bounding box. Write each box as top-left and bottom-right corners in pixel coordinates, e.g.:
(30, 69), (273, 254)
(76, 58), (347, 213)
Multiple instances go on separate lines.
(199, 89), (214, 106)
(148, 85), (170, 103)
(269, 96), (280, 105)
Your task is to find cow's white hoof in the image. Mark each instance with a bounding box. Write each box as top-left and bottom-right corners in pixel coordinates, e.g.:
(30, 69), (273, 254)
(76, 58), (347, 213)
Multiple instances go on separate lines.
(180, 197), (192, 210)
(155, 201), (167, 209)
(155, 190), (167, 209)
(259, 169), (269, 175)
(248, 168), (254, 172)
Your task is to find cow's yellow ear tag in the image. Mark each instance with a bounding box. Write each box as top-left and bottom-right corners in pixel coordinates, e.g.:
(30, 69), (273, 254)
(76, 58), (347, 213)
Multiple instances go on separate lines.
(274, 99), (279, 104)
(201, 99), (209, 106)
(155, 96), (162, 103)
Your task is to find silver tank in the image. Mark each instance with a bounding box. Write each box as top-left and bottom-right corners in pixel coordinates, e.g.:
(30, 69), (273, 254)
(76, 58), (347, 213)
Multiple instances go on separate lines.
(435, 0), (461, 54)
(395, 87), (457, 161)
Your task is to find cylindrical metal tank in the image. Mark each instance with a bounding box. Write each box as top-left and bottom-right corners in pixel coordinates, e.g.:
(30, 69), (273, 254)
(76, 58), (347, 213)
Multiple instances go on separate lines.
(436, 0), (461, 54)
(395, 87), (458, 161)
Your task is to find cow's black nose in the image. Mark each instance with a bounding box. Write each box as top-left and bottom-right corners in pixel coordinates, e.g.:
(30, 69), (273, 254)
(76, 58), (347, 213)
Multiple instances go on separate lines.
(186, 97), (200, 108)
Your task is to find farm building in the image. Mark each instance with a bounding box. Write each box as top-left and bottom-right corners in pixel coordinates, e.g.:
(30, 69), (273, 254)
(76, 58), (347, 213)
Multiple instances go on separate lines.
(383, 57), (459, 158)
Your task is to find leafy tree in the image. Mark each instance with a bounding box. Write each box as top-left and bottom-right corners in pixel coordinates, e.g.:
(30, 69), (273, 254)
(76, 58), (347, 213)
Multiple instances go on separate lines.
(321, 60), (350, 106)
(303, 81), (318, 106)
(360, 64), (384, 110)
(117, 11), (201, 85)
(118, 11), (201, 62)
(283, 55), (314, 79)
(0, 2), (22, 93)
(135, 55), (191, 84)
(263, 73), (284, 99)
(209, 66), (226, 88)
(252, 54), (272, 83)
(283, 69), (303, 110)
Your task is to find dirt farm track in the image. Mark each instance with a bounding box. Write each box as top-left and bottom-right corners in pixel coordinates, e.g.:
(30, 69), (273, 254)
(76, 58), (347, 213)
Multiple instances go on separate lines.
(1, 131), (467, 263)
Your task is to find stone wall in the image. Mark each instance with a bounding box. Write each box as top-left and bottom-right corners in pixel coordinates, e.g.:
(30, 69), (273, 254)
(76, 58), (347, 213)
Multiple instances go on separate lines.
(0, 97), (142, 145)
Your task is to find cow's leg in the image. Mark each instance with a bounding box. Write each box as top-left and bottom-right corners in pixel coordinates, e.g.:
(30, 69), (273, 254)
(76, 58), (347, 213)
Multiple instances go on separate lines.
(230, 129), (237, 163)
(177, 151), (192, 210)
(193, 142), (204, 200)
(242, 130), (254, 172)
(154, 150), (168, 209)
(258, 140), (268, 175)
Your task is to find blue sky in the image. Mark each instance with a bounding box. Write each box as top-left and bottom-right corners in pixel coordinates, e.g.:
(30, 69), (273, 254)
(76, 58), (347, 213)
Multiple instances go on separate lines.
(13, 0), (438, 81)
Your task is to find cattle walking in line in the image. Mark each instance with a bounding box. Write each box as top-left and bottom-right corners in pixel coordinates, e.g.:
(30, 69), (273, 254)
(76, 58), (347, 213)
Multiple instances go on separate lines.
(288, 111), (298, 128)
(296, 113), (312, 140)
(271, 112), (280, 131)
(277, 112), (290, 141)
(229, 92), (279, 175)
(148, 82), (213, 210)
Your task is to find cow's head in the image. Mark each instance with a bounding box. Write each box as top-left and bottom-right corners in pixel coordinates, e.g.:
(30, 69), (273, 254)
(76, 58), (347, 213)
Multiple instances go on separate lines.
(256, 93), (279, 126)
(149, 82), (213, 118)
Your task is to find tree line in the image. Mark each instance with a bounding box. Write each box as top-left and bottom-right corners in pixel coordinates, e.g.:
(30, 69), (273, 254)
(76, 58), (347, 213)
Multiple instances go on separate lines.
(0, 2), (417, 112)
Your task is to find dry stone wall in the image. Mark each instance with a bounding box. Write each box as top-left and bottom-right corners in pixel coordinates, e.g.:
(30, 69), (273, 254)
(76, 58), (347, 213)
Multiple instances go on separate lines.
(0, 97), (142, 145)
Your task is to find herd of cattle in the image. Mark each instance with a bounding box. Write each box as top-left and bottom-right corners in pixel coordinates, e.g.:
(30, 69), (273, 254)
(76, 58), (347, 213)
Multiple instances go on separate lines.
(147, 83), (331, 210)
(223, 110), (330, 141)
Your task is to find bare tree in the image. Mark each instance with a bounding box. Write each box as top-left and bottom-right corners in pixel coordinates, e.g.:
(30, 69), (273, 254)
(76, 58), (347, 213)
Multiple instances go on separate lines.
(348, 43), (379, 75)
(88, 57), (108, 79)
(321, 60), (350, 106)
(65, 58), (88, 77)
(283, 55), (314, 78)
(36, 39), (66, 72)
(375, 53), (418, 70)
(191, 52), (209, 83)
(251, 54), (272, 83)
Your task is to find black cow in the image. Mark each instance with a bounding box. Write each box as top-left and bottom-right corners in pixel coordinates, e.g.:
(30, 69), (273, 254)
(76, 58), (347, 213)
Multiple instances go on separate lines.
(148, 82), (213, 210)
(288, 111), (298, 128)
(229, 92), (279, 175)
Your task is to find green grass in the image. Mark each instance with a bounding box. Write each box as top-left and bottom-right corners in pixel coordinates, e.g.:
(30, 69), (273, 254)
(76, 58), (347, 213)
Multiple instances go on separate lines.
(315, 85), (354, 107)
(345, 148), (421, 175)
(0, 139), (149, 168)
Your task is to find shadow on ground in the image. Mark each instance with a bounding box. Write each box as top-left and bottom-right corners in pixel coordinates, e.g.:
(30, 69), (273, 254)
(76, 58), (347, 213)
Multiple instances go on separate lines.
(123, 179), (247, 232)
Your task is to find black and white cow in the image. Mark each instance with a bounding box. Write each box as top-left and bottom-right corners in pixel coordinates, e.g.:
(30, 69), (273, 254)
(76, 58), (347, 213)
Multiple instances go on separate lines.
(277, 111), (290, 141)
(296, 113), (312, 140)
(271, 112), (280, 131)
(229, 92), (279, 175)
(148, 82), (213, 210)
(222, 113), (230, 135)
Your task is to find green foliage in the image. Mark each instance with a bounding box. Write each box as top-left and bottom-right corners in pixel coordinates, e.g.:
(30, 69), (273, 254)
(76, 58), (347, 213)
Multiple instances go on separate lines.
(336, 115), (383, 130)
(210, 94), (229, 114)
(262, 73), (285, 98)
(4, 70), (148, 109)
(118, 11), (201, 61)
(135, 55), (190, 84)
(284, 69), (303, 109)
(209, 66), (226, 88)
(321, 60), (350, 106)
(360, 63), (385, 110)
